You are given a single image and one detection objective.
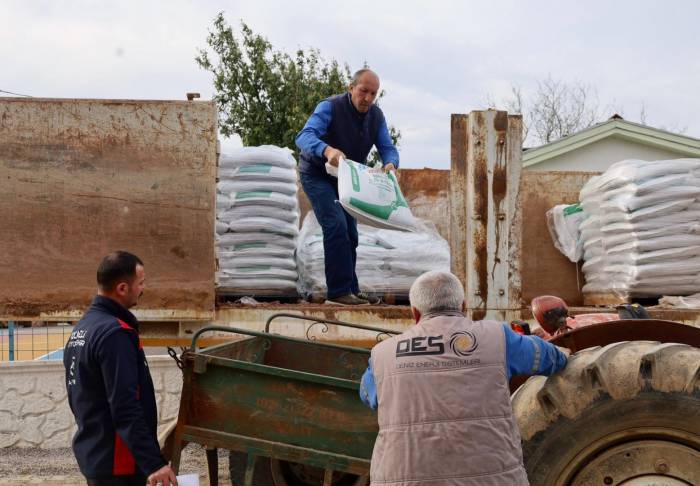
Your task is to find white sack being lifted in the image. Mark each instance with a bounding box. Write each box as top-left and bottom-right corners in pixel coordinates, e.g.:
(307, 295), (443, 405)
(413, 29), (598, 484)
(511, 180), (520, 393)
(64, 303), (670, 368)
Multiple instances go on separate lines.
(578, 158), (700, 299)
(337, 159), (416, 231)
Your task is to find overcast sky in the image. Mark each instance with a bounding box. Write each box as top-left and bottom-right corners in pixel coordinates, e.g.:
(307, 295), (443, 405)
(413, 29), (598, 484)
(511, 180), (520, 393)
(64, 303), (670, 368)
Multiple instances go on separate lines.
(2, 0), (699, 168)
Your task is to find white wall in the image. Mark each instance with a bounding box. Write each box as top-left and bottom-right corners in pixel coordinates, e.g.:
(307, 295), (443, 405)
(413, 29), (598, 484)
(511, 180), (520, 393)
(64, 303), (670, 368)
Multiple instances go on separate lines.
(525, 136), (689, 172)
(0, 357), (182, 449)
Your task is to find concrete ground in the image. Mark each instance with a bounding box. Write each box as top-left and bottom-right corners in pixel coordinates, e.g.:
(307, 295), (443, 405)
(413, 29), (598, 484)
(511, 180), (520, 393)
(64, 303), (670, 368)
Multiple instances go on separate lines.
(0, 445), (230, 485)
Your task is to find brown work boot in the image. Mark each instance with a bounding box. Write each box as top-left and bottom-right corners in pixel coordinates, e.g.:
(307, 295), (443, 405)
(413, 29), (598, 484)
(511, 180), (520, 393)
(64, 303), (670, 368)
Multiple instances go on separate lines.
(325, 294), (370, 306)
(356, 292), (381, 305)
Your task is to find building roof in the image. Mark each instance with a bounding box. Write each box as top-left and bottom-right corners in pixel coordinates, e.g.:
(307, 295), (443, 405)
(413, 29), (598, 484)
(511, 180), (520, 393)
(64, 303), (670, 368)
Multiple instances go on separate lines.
(522, 117), (700, 168)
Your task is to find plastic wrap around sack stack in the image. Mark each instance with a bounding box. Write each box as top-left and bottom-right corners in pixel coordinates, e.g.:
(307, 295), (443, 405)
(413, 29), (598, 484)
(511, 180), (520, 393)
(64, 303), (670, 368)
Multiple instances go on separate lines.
(216, 146), (300, 294)
(579, 158), (700, 299)
(296, 212), (450, 299)
(546, 203), (585, 262)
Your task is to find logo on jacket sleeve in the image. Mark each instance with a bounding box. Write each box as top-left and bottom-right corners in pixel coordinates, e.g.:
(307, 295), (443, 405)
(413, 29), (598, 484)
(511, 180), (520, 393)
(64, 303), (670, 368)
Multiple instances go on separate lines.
(449, 331), (478, 356)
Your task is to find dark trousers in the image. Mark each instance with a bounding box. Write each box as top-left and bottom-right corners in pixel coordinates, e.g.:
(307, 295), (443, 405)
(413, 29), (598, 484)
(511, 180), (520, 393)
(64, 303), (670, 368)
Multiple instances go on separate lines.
(300, 171), (360, 298)
(86, 475), (146, 486)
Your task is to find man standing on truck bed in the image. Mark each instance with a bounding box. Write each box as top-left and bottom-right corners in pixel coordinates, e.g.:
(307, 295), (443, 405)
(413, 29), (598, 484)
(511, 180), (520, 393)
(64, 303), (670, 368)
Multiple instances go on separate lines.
(64, 251), (177, 486)
(296, 68), (400, 306)
(360, 271), (569, 485)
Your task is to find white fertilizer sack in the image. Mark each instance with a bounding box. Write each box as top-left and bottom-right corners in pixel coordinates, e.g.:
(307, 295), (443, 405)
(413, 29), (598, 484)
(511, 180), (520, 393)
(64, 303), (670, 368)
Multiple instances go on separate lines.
(219, 164), (298, 183)
(218, 180), (297, 196)
(219, 146), (296, 169)
(218, 206), (299, 224)
(337, 159), (416, 232)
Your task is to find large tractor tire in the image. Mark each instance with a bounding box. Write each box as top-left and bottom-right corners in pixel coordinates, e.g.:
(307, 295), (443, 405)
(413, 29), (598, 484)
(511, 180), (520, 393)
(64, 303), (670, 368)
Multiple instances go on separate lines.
(512, 341), (700, 485)
(228, 451), (368, 486)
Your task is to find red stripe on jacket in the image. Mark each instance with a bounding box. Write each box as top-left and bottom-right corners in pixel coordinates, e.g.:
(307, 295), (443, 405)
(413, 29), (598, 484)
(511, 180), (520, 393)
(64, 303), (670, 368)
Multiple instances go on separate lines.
(113, 318), (142, 474)
(113, 433), (136, 475)
(117, 318), (143, 350)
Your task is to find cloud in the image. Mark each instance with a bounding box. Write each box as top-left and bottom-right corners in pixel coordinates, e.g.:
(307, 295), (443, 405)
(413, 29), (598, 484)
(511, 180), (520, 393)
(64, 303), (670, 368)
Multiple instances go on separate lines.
(2, 0), (699, 167)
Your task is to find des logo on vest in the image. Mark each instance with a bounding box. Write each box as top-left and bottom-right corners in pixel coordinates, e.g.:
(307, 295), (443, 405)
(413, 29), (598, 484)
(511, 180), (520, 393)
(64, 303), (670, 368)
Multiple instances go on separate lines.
(395, 336), (444, 357)
(395, 331), (479, 358)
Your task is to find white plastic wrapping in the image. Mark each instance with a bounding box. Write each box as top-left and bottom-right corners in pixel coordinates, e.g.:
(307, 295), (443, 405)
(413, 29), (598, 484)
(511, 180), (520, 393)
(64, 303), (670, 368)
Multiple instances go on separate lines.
(579, 158), (700, 299)
(219, 146), (297, 169)
(546, 203), (585, 262)
(218, 180), (298, 196)
(296, 212), (450, 298)
(219, 164), (298, 182)
(218, 206), (299, 224)
(217, 232), (297, 250)
(216, 146), (300, 295)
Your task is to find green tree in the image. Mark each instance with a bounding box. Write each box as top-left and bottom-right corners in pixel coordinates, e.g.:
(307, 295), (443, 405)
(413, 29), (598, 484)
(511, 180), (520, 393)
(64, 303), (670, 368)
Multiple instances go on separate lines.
(196, 13), (400, 159)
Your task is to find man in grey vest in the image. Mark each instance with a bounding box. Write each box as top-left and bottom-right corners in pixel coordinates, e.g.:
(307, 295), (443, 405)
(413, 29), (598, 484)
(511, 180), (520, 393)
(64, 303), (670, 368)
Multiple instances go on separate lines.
(360, 271), (569, 485)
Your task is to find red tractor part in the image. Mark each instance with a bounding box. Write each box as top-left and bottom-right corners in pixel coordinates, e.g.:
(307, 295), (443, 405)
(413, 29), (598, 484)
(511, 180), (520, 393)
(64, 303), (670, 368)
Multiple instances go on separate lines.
(531, 295), (569, 334)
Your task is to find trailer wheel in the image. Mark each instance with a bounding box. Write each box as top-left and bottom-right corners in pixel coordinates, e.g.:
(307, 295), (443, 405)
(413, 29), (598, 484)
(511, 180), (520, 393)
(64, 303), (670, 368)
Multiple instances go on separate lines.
(228, 451), (368, 486)
(512, 341), (700, 485)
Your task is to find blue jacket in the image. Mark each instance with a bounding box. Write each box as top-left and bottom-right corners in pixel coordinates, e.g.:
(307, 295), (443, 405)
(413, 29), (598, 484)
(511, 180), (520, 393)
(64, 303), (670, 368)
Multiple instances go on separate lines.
(64, 295), (166, 478)
(360, 323), (568, 409)
(296, 93), (399, 178)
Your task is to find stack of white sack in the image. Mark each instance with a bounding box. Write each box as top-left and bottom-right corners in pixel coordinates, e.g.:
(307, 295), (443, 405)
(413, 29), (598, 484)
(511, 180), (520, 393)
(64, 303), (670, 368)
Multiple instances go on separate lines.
(296, 212), (450, 298)
(216, 146), (300, 294)
(579, 158), (700, 298)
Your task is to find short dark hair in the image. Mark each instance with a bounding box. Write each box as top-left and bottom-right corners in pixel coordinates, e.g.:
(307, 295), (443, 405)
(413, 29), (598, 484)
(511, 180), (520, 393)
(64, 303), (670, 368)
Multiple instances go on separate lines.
(97, 251), (143, 291)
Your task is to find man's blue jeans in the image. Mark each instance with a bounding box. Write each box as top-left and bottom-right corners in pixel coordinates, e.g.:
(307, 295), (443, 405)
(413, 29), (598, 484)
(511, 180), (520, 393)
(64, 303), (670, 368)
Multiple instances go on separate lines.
(300, 171), (360, 299)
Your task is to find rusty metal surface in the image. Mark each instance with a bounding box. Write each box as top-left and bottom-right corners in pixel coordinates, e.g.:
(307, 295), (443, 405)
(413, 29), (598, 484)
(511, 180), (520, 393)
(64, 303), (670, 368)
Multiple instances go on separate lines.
(0, 97), (218, 318)
(450, 110), (522, 321)
(549, 319), (700, 352)
(171, 332), (378, 477)
(467, 111), (488, 319)
(449, 114), (469, 288)
(204, 305), (414, 342)
(506, 116), (523, 312)
(397, 169), (450, 240)
(520, 171), (600, 307)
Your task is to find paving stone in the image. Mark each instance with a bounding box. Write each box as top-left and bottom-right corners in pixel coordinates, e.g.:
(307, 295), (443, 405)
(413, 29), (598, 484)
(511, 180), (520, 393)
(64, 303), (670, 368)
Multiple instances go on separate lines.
(2, 376), (36, 395)
(0, 431), (19, 448)
(18, 415), (45, 445)
(0, 390), (24, 415)
(23, 396), (54, 415)
(41, 408), (72, 439)
(41, 428), (73, 450)
(160, 391), (181, 422)
(40, 377), (68, 403)
(0, 410), (19, 433)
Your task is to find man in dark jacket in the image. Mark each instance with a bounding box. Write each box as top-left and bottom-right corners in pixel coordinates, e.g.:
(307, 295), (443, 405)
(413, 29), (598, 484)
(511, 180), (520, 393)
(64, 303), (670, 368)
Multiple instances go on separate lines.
(296, 68), (400, 306)
(64, 251), (177, 486)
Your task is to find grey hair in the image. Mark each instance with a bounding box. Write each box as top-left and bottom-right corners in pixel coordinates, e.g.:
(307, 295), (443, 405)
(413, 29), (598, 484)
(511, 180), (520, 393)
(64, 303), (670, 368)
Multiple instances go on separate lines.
(409, 271), (465, 315)
(350, 68), (379, 86)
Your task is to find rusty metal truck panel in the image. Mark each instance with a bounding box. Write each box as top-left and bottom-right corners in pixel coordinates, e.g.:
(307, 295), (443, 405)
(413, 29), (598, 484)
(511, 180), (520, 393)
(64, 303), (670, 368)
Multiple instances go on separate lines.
(519, 170), (600, 307)
(0, 97), (217, 319)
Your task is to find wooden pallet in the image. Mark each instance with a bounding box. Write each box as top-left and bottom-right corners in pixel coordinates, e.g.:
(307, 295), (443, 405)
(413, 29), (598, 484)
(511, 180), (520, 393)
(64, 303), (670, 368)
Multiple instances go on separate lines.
(216, 287), (300, 302)
(308, 292), (409, 305)
(583, 292), (631, 307)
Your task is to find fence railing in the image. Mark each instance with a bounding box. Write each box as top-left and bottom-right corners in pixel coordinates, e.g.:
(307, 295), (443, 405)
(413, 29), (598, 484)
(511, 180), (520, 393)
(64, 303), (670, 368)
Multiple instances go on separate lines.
(0, 322), (74, 361)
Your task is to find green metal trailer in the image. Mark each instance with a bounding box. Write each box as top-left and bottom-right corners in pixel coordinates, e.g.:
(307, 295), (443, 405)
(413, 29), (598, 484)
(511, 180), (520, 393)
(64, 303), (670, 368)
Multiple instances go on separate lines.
(167, 316), (399, 486)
